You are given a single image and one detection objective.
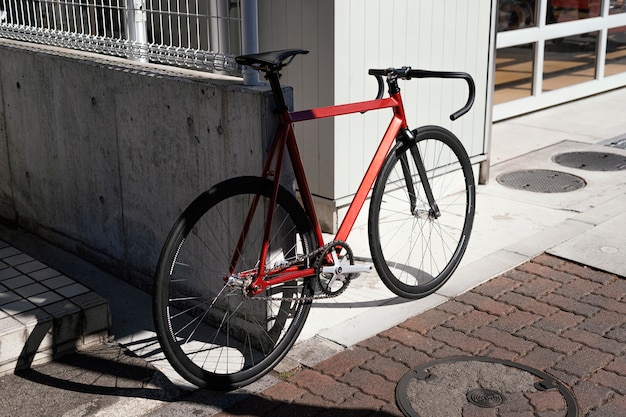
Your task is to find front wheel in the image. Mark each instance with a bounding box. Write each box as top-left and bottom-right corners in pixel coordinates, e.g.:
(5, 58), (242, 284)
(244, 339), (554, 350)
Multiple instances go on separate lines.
(368, 126), (475, 299)
(153, 176), (316, 390)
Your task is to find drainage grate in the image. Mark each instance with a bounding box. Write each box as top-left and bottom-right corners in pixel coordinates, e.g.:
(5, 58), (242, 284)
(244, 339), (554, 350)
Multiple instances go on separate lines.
(396, 356), (578, 417)
(553, 151), (626, 171)
(496, 169), (586, 193)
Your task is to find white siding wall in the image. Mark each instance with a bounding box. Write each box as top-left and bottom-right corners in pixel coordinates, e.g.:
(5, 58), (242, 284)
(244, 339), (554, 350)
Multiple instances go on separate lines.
(258, 0), (495, 229)
(333, 0), (494, 203)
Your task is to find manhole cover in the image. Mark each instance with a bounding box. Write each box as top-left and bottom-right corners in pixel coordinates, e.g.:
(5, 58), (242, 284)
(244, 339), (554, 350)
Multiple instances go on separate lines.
(396, 356), (578, 417)
(496, 169), (585, 193)
(553, 151), (626, 171)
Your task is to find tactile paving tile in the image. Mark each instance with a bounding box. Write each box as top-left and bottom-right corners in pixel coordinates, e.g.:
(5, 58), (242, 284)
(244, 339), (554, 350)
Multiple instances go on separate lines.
(0, 239), (110, 375)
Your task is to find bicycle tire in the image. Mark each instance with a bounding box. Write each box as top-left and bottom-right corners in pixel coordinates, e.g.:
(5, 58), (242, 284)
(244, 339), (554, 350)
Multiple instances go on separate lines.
(153, 176), (316, 390)
(368, 125), (475, 299)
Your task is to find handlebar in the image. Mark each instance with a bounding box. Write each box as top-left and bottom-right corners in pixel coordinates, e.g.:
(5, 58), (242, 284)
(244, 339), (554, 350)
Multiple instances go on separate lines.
(368, 68), (476, 121)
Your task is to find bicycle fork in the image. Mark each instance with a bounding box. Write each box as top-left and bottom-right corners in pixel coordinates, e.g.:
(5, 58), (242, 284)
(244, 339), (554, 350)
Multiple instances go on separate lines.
(398, 128), (441, 220)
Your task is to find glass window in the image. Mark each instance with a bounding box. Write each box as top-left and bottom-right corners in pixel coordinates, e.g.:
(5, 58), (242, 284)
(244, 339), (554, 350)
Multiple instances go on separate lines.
(543, 32), (598, 91)
(606, 26), (626, 76)
(547, 1), (601, 24)
(609, 1), (626, 15)
(498, 0), (537, 32)
(495, 44), (535, 103)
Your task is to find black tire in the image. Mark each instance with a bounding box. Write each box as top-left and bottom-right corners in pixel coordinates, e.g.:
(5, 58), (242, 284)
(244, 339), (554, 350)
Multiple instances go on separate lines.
(153, 176), (316, 390)
(368, 126), (475, 299)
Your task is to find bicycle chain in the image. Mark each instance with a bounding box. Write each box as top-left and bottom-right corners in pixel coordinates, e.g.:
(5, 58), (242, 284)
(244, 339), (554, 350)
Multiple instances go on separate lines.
(244, 240), (352, 302)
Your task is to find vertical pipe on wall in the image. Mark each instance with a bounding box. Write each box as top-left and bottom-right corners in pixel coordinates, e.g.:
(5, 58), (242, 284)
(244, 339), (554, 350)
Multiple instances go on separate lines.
(241, 0), (259, 86)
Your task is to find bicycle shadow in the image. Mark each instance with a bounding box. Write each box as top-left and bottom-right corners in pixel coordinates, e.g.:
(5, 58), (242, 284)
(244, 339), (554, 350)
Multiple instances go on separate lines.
(10, 341), (401, 417)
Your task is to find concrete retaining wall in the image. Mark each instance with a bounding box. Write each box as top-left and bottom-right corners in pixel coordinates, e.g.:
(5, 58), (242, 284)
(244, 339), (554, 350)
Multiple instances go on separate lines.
(0, 39), (279, 290)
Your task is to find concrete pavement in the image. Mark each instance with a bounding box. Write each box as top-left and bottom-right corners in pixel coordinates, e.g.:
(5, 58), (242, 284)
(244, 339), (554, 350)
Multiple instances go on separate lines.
(0, 87), (626, 416)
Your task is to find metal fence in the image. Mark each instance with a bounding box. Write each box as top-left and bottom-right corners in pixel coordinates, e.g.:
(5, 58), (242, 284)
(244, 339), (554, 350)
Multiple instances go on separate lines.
(0, 0), (251, 76)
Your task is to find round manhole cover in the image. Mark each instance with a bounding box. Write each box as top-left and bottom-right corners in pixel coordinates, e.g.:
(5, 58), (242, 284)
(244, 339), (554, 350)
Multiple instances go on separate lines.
(553, 151), (626, 171)
(496, 169), (586, 193)
(396, 356), (578, 417)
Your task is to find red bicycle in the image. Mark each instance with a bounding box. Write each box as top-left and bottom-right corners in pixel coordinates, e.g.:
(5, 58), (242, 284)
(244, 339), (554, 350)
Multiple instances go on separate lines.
(153, 49), (476, 390)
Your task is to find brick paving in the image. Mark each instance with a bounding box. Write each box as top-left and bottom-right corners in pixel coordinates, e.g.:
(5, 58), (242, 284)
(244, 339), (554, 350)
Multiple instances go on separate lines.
(214, 254), (626, 417)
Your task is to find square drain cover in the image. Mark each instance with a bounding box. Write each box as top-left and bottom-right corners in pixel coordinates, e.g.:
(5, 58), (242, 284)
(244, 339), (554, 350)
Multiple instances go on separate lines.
(496, 169), (586, 193)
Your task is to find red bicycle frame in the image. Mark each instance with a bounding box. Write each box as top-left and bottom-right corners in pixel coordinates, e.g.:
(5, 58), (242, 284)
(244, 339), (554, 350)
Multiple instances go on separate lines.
(234, 90), (409, 295)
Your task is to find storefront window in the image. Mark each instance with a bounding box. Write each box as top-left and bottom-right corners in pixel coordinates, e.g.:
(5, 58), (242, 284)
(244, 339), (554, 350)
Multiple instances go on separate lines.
(610, 1), (626, 15)
(495, 44), (534, 103)
(498, 0), (537, 32)
(547, 1), (601, 24)
(543, 32), (598, 91)
(606, 26), (626, 76)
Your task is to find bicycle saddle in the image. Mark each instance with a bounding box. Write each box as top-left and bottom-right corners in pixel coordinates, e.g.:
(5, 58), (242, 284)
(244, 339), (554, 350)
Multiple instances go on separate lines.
(236, 49), (309, 72)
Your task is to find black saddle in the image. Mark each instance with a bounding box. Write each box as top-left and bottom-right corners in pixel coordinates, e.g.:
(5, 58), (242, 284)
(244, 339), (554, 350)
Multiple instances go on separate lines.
(236, 49), (309, 72)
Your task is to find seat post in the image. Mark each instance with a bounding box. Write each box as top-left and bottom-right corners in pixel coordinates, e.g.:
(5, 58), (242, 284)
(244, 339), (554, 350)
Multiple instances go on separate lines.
(265, 71), (289, 114)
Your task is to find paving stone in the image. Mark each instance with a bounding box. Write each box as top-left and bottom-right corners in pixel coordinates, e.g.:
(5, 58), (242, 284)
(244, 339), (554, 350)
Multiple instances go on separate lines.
(578, 310), (625, 335)
(339, 367), (396, 402)
(1, 275), (35, 290)
(15, 260), (46, 274)
(444, 309), (497, 333)
(472, 326), (537, 356)
(435, 299), (474, 316)
(563, 328), (626, 356)
(518, 346), (564, 371)
(605, 354), (626, 376)
(261, 381), (306, 403)
(588, 369), (626, 395)
(554, 277), (602, 300)
(570, 380), (614, 416)
(534, 310), (585, 334)
(0, 268), (22, 281)
(291, 369), (358, 403)
(360, 355), (412, 382)
(381, 344), (431, 368)
(581, 293), (626, 314)
(473, 275), (521, 298)
(427, 326), (491, 355)
(514, 277), (562, 299)
(455, 292), (516, 316)
(532, 253), (566, 269)
(556, 261), (617, 284)
(593, 279), (626, 300)
(3, 253), (34, 266)
(518, 262), (572, 284)
(515, 327), (581, 355)
(357, 335), (398, 355)
(540, 293), (600, 318)
(526, 389), (566, 412)
(399, 308), (451, 334)
(502, 269), (537, 283)
(498, 292), (559, 317)
(313, 346), (376, 379)
(585, 392), (626, 417)
(490, 310), (541, 333)
(380, 327), (444, 353)
(554, 347), (613, 378)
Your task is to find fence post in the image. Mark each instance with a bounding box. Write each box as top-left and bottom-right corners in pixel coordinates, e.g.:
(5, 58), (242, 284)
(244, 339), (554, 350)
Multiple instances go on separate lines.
(125, 0), (148, 62)
(241, 0), (259, 86)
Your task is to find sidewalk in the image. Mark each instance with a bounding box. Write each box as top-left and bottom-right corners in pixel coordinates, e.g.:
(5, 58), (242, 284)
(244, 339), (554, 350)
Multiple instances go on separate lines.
(0, 87), (626, 416)
(208, 254), (626, 417)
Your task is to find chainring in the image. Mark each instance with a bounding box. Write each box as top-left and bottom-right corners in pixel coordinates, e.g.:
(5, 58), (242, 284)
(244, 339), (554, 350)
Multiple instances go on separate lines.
(314, 241), (354, 296)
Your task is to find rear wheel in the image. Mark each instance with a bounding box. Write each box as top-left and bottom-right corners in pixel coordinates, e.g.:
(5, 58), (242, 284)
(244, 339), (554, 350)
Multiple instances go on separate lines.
(153, 176), (316, 390)
(368, 126), (475, 299)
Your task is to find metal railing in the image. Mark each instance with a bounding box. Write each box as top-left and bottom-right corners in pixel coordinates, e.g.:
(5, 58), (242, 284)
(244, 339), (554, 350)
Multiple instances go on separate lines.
(0, 0), (255, 77)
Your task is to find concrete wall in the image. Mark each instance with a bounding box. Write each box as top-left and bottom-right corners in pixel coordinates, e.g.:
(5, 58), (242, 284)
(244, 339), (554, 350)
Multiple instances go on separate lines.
(0, 39), (277, 290)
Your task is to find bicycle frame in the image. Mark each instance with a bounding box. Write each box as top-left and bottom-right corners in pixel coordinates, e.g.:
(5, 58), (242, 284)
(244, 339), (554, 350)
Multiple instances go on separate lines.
(234, 90), (410, 295)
